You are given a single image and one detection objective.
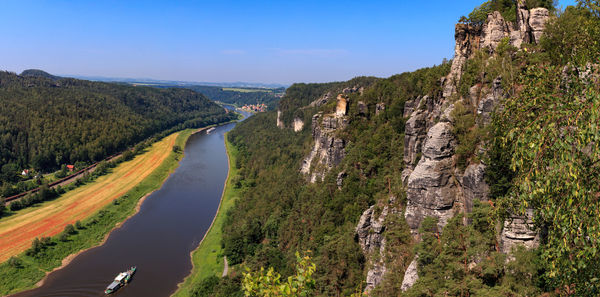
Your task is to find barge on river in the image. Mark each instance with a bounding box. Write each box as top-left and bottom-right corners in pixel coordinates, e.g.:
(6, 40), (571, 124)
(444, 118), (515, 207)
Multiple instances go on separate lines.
(105, 266), (137, 294)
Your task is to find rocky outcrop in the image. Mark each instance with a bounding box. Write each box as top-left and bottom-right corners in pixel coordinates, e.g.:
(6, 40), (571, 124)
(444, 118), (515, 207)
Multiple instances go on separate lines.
(277, 109), (284, 128)
(293, 117), (304, 132)
(529, 8), (549, 43)
(404, 4), (549, 235)
(443, 24), (481, 97)
(405, 122), (458, 232)
(309, 92), (333, 108)
(356, 199), (400, 292)
(477, 77), (504, 125)
(301, 113), (347, 183)
(356, 205), (387, 255)
(482, 11), (512, 50)
(357, 5), (550, 292)
(500, 210), (540, 254)
(443, 4), (549, 97)
(400, 256), (419, 291)
(461, 163), (489, 213)
(336, 94), (348, 117)
(483, 3), (549, 50)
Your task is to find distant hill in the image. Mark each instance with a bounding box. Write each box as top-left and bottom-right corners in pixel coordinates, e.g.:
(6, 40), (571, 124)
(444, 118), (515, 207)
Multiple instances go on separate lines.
(183, 85), (285, 110)
(0, 70), (236, 188)
(20, 69), (61, 80)
(67, 74), (288, 89)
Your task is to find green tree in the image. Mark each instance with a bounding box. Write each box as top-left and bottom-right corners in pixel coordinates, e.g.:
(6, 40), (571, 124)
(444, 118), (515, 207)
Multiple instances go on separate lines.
(0, 196), (5, 217)
(497, 64), (600, 295)
(242, 252), (316, 297)
(64, 224), (76, 235)
(541, 5), (600, 65)
(7, 256), (22, 268)
(55, 164), (68, 178)
(577, 0), (600, 17)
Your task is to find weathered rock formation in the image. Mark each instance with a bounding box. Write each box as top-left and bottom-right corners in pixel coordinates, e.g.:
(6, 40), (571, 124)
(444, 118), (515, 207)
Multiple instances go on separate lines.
(404, 3), (549, 236)
(500, 210), (540, 254)
(356, 199), (400, 292)
(444, 2), (549, 97)
(405, 122), (458, 232)
(309, 92), (333, 108)
(336, 94), (348, 117)
(293, 117), (304, 132)
(300, 112), (347, 183)
(400, 256), (419, 292)
(358, 5), (550, 292)
(276, 109), (284, 128)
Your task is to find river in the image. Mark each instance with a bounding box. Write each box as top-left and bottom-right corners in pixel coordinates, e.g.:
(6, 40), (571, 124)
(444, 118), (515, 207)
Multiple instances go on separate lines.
(11, 109), (251, 297)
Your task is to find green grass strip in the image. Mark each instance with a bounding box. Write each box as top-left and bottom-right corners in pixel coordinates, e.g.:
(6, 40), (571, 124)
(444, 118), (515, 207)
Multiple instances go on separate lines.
(171, 134), (240, 297)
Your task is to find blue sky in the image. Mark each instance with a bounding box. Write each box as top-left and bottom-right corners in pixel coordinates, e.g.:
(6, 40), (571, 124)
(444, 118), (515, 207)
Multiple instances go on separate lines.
(0, 0), (577, 84)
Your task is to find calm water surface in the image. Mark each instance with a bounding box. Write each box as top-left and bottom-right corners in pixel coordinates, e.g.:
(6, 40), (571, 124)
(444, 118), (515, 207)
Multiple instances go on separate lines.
(12, 110), (249, 297)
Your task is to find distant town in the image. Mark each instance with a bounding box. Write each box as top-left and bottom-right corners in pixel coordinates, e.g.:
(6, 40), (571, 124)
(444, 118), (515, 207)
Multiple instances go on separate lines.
(240, 103), (267, 112)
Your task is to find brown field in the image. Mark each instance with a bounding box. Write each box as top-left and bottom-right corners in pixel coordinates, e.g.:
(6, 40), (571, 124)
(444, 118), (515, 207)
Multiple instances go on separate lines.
(0, 133), (178, 262)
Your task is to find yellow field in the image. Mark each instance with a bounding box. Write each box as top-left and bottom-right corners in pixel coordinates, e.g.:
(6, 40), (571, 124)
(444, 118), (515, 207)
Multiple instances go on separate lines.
(0, 133), (178, 262)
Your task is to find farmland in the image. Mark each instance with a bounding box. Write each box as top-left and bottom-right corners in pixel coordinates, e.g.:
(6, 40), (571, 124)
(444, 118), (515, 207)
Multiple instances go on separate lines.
(0, 132), (178, 263)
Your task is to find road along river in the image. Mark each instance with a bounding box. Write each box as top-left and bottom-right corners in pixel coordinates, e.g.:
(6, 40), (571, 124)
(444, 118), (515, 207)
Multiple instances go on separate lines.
(11, 111), (250, 297)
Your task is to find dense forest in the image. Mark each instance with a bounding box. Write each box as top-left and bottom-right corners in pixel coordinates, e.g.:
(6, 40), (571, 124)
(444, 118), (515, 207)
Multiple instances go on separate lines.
(190, 63), (452, 296)
(0, 70), (236, 193)
(192, 0), (600, 296)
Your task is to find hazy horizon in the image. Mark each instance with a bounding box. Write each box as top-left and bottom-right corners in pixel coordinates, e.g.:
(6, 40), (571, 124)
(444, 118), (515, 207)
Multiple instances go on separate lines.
(1, 0), (576, 85)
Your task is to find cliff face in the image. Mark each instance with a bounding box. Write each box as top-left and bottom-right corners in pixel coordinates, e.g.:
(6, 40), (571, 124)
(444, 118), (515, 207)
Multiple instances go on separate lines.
(357, 4), (550, 292)
(300, 113), (348, 182)
(300, 88), (360, 183)
(355, 203), (393, 291)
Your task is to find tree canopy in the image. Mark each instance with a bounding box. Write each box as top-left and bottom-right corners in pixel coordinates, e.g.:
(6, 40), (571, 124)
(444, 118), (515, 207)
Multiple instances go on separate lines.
(0, 71), (235, 187)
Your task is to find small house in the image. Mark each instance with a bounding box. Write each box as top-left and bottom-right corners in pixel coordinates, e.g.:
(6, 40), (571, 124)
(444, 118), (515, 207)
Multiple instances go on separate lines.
(21, 169), (30, 176)
(66, 165), (75, 171)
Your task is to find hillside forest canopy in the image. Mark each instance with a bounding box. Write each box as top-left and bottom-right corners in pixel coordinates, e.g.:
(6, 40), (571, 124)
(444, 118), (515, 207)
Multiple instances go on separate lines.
(0, 70), (236, 192)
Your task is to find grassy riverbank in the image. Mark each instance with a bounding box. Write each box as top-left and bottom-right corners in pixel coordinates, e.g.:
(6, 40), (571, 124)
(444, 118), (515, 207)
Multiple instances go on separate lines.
(0, 129), (195, 296)
(172, 135), (241, 297)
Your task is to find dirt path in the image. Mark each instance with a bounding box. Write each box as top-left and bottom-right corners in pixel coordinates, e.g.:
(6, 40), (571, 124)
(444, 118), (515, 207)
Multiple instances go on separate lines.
(0, 133), (178, 263)
(222, 256), (229, 277)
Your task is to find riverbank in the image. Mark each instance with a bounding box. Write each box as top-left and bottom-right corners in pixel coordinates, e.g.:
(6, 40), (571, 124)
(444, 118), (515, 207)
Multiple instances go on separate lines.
(0, 129), (195, 296)
(172, 135), (241, 297)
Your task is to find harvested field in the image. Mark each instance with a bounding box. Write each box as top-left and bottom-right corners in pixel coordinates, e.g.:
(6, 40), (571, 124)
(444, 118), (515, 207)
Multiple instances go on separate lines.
(0, 133), (178, 262)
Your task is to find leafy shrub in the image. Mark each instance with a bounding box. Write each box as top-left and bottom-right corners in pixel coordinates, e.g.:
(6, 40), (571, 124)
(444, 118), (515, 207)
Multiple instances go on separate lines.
(451, 102), (482, 170)
(7, 257), (22, 268)
(64, 224), (76, 235)
(541, 5), (600, 65)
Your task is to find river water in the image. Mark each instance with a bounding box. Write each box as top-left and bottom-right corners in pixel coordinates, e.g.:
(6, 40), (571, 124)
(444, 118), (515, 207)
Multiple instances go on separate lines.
(12, 110), (249, 297)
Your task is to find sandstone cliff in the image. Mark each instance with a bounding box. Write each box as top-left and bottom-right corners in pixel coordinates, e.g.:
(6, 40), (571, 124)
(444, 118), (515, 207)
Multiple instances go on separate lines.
(356, 3), (550, 292)
(300, 88), (360, 182)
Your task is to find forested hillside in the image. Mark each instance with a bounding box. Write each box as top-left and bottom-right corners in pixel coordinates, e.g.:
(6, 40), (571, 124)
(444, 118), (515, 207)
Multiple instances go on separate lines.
(192, 0), (600, 296)
(0, 70), (235, 188)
